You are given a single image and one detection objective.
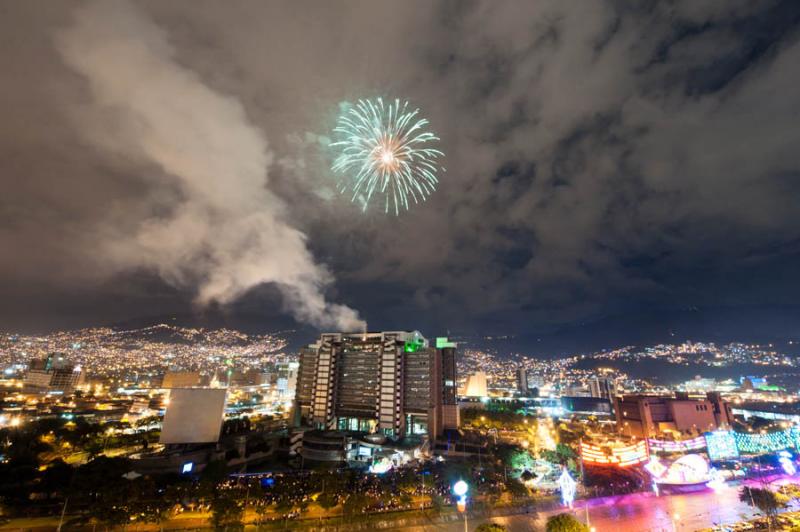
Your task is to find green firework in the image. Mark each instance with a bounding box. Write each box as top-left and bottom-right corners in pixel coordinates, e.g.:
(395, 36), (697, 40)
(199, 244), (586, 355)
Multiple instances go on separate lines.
(330, 97), (444, 215)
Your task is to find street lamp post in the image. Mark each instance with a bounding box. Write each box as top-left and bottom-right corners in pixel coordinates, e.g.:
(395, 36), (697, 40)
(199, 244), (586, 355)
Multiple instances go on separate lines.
(453, 480), (469, 532)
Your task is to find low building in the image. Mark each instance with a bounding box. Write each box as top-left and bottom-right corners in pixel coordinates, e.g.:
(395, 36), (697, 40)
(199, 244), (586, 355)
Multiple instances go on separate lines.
(161, 371), (201, 389)
(463, 372), (488, 398)
(561, 396), (613, 416)
(23, 354), (83, 394)
(681, 376), (717, 392)
(295, 429), (427, 467)
(615, 392), (733, 438)
(732, 401), (800, 424)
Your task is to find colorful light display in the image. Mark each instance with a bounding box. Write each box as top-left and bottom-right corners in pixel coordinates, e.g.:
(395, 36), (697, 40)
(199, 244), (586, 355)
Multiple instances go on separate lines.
(734, 429), (794, 454)
(779, 450), (796, 476)
(648, 436), (707, 453)
(706, 468), (726, 491)
(580, 440), (649, 467)
(646, 454), (722, 490)
(644, 456), (667, 478)
(369, 456), (393, 474)
(558, 468), (577, 507)
(705, 430), (739, 460)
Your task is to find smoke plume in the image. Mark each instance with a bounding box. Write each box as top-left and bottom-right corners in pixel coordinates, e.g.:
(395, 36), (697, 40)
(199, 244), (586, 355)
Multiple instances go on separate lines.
(56, 0), (364, 331)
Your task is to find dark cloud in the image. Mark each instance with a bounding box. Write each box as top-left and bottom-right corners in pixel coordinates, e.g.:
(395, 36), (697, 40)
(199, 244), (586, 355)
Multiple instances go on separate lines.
(2, 0), (800, 338)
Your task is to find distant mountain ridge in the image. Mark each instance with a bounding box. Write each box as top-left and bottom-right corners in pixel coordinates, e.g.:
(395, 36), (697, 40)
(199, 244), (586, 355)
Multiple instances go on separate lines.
(59, 304), (800, 357)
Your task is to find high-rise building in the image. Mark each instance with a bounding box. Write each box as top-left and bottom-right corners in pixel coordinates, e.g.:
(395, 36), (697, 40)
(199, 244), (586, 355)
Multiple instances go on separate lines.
(589, 377), (616, 400)
(24, 354), (83, 394)
(295, 331), (458, 438)
(276, 361), (299, 400)
(517, 367), (529, 395)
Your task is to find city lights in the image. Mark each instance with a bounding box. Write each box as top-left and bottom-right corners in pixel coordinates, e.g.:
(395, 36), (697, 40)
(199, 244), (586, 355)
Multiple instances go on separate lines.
(3, 2), (800, 532)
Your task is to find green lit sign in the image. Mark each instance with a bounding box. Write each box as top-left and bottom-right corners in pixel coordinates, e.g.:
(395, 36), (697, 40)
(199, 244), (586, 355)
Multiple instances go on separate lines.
(436, 337), (456, 349)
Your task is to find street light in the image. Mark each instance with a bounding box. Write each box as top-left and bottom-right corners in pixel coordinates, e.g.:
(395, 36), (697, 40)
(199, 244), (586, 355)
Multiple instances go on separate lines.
(453, 481), (469, 532)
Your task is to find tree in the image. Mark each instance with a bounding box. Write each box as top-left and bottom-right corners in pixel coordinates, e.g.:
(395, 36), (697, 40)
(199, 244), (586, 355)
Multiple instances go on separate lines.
(342, 492), (374, 519)
(317, 490), (339, 513)
(546, 513), (589, 532)
(210, 490), (245, 531)
(541, 444), (579, 478)
(740, 486), (788, 527)
(476, 524), (507, 532)
(253, 499), (273, 529)
(429, 493), (445, 514)
(504, 478), (530, 499)
(71, 456), (137, 529)
(778, 483), (800, 501)
(128, 477), (175, 530)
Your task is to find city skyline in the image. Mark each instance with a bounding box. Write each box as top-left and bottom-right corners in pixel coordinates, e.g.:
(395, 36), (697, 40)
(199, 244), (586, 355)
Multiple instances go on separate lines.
(3, 3), (800, 529)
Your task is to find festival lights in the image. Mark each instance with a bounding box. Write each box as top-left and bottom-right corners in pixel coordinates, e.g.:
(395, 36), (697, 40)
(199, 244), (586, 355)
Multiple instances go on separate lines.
(644, 456), (667, 478)
(778, 450), (796, 476)
(580, 440), (649, 467)
(648, 436), (706, 453)
(706, 468), (726, 491)
(646, 454), (715, 487)
(558, 468), (577, 507)
(734, 429), (794, 454)
(705, 430), (739, 460)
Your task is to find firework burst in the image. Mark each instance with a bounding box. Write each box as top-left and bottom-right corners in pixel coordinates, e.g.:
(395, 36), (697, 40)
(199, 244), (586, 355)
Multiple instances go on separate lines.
(330, 97), (444, 215)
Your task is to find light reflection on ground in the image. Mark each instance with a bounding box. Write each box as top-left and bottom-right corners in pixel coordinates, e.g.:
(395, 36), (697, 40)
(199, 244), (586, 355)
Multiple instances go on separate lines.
(400, 475), (800, 532)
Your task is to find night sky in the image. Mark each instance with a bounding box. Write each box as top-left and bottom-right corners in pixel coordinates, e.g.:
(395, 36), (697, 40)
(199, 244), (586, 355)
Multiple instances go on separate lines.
(3, 1), (800, 346)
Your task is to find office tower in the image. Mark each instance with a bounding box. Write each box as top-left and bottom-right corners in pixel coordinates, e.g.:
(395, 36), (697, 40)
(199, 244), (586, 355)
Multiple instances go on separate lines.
(517, 367), (529, 395)
(435, 337), (459, 432)
(276, 361), (299, 399)
(589, 376), (616, 400)
(295, 331), (458, 438)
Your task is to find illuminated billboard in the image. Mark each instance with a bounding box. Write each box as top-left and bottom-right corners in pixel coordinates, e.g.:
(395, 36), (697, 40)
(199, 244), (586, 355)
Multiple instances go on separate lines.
(160, 388), (227, 444)
(580, 440), (648, 467)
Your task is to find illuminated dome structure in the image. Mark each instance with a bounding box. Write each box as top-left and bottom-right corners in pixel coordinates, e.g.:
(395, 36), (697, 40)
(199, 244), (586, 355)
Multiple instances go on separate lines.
(646, 454), (722, 493)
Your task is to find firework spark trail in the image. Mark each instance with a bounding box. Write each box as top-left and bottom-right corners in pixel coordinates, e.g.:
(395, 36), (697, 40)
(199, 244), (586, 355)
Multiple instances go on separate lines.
(331, 97), (444, 215)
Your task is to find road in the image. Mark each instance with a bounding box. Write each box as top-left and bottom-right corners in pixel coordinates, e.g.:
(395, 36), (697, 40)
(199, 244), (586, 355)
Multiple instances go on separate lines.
(399, 476), (800, 532)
